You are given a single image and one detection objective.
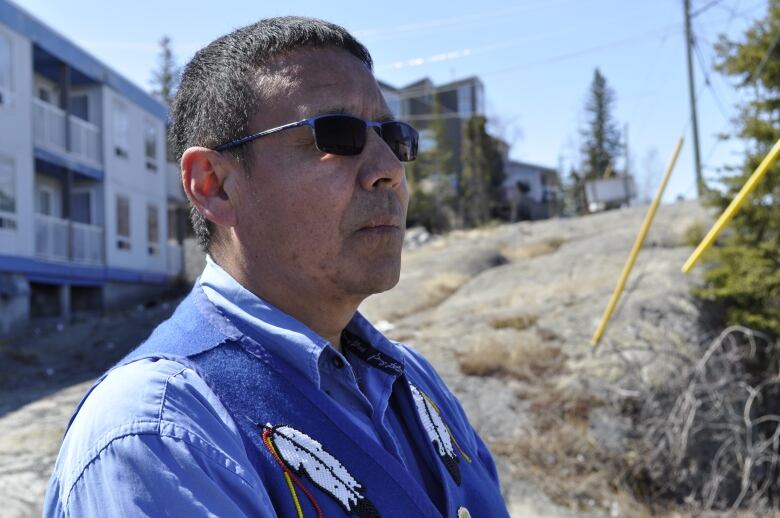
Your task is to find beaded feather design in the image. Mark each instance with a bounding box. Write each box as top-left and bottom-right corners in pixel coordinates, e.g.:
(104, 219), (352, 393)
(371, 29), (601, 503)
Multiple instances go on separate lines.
(408, 383), (464, 484)
(262, 423), (381, 518)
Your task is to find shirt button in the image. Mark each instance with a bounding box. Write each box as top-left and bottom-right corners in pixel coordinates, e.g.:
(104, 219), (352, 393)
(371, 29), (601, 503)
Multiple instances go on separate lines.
(331, 355), (345, 369)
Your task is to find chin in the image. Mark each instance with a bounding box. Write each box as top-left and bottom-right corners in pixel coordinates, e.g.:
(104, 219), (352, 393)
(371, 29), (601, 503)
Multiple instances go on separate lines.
(342, 260), (401, 297)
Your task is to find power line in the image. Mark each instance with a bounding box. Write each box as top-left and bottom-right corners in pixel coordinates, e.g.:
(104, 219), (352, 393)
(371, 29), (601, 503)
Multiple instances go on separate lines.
(692, 0), (726, 17)
(692, 34), (732, 120)
(749, 27), (780, 84)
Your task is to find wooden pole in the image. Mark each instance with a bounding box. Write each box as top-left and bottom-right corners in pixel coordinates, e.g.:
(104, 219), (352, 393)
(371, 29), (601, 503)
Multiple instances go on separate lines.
(592, 137), (684, 347)
(682, 136), (780, 273)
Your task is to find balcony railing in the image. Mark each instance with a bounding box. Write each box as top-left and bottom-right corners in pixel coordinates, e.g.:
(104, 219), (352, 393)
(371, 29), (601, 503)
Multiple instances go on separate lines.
(32, 98), (102, 167)
(34, 214), (104, 265)
(166, 242), (183, 276)
(70, 221), (104, 265)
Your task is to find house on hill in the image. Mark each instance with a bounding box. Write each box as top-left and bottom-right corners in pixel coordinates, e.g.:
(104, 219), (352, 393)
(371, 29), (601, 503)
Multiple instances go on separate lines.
(0, 0), (187, 335)
(502, 160), (561, 221)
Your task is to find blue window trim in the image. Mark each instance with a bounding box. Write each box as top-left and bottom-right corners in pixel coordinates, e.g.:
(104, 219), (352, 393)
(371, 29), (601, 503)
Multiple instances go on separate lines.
(0, 255), (169, 285)
(0, 0), (167, 121)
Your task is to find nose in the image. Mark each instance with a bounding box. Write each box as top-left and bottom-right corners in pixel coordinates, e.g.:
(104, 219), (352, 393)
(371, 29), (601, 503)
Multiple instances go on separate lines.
(358, 128), (406, 192)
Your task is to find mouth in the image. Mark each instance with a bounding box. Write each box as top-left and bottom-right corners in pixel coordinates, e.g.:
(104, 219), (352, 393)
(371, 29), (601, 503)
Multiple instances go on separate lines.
(359, 215), (402, 232)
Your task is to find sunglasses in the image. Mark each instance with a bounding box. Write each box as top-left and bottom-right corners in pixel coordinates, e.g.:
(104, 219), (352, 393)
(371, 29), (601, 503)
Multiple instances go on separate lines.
(214, 114), (419, 162)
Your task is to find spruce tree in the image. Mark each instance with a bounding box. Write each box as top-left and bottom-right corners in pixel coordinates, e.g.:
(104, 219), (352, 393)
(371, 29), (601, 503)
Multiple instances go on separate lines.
(460, 115), (505, 227)
(150, 36), (180, 111)
(700, 0), (780, 334)
(405, 93), (456, 232)
(580, 68), (622, 180)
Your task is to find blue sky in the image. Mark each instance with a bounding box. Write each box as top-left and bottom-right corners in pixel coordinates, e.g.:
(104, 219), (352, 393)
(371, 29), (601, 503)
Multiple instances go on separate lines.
(17, 0), (770, 201)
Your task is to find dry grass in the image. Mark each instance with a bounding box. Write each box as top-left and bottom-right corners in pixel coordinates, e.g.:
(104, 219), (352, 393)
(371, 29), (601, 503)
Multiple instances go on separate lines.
(419, 272), (470, 308)
(490, 314), (538, 331)
(500, 238), (565, 262)
(456, 337), (563, 382)
(457, 331), (655, 516)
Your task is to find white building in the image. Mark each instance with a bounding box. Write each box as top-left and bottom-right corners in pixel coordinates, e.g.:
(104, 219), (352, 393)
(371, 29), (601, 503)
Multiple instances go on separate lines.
(0, 0), (185, 335)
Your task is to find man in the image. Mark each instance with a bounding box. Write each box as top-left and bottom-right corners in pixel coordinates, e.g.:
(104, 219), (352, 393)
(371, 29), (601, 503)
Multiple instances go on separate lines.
(44, 17), (509, 517)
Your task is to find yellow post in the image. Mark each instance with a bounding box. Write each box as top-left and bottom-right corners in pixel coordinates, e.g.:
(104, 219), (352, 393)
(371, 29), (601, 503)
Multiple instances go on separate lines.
(602, 162), (614, 179)
(591, 137), (685, 347)
(682, 136), (780, 273)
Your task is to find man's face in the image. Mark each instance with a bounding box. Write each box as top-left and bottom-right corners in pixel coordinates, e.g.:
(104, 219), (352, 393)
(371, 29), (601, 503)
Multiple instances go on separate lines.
(229, 48), (409, 304)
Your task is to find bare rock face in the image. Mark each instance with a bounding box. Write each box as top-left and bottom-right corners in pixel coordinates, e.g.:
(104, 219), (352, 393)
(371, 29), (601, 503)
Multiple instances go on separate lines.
(360, 200), (713, 516)
(0, 200), (713, 516)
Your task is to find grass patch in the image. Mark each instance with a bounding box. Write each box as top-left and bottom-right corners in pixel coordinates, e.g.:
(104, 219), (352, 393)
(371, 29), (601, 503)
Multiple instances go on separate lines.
(490, 314), (538, 331)
(419, 272), (470, 308)
(501, 238), (565, 261)
(457, 337), (564, 382)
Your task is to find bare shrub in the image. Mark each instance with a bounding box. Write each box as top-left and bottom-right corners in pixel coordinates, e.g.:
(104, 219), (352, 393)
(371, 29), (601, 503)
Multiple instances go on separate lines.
(605, 326), (780, 512)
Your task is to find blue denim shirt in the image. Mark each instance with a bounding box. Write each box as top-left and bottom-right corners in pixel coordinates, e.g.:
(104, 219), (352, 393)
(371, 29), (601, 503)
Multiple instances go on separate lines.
(43, 257), (491, 515)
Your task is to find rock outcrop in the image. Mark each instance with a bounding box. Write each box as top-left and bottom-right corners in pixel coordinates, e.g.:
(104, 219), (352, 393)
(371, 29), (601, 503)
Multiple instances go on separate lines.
(0, 200), (713, 517)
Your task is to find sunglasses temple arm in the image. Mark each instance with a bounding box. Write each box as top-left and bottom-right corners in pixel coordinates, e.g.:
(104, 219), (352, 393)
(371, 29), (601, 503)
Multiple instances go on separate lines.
(215, 120), (311, 152)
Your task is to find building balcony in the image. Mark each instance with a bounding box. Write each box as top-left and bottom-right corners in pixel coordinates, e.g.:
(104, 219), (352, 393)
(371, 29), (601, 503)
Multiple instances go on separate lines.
(34, 214), (104, 266)
(32, 98), (102, 169)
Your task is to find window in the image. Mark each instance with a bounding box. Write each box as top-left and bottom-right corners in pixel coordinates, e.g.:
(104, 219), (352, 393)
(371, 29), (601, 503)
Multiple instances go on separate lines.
(147, 205), (159, 255)
(0, 158), (16, 229)
(144, 122), (158, 171)
(0, 33), (10, 106)
(116, 195), (130, 249)
(69, 94), (89, 121)
(71, 189), (93, 224)
(113, 101), (129, 158)
(36, 187), (52, 215)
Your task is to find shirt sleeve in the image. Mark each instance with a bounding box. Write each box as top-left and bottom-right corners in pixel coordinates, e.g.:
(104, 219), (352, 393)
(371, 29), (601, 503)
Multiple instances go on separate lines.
(43, 359), (276, 517)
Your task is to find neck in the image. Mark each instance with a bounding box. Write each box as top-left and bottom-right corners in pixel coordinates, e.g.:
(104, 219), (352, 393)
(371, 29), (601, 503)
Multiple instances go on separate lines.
(213, 250), (361, 352)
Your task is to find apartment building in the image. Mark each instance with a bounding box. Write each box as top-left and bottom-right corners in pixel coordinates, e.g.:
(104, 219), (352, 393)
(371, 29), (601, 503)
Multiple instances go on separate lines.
(0, 1), (185, 335)
(379, 76), (485, 176)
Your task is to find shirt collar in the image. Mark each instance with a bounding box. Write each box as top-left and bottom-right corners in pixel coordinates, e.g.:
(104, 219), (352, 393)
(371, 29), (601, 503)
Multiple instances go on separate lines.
(198, 256), (405, 386)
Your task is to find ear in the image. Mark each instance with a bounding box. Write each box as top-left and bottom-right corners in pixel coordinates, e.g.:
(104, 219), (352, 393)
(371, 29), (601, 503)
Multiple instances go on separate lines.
(181, 147), (238, 228)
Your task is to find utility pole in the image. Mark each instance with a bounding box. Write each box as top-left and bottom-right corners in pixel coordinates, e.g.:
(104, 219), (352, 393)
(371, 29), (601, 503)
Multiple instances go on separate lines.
(683, 0), (705, 196)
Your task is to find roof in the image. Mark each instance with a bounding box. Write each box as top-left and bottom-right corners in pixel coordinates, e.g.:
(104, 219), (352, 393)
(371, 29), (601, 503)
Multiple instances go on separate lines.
(0, 0), (167, 120)
(507, 160), (558, 175)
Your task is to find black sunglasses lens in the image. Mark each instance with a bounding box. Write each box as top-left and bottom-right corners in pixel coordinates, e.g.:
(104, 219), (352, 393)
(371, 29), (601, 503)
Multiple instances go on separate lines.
(380, 122), (419, 162)
(313, 116), (366, 156)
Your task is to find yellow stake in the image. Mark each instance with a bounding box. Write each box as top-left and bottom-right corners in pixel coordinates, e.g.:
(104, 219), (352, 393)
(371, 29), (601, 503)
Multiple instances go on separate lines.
(682, 136), (780, 273)
(592, 137), (685, 347)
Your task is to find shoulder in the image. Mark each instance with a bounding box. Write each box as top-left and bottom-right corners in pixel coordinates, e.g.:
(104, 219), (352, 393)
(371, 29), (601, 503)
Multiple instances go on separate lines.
(48, 358), (255, 509)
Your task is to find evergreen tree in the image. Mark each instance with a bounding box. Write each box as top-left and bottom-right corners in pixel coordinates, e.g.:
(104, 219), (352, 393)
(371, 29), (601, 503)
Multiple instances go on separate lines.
(405, 93), (456, 232)
(580, 68), (622, 180)
(699, 0), (780, 334)
(460, 115), (505, 227)
(150, 36), (180, 110)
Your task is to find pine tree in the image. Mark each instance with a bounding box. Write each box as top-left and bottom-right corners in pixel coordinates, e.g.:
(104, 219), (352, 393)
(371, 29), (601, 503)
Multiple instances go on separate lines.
(150, 36), (180, 111)
(580, 68), (622, 180)
(699, 0), (780, 334)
